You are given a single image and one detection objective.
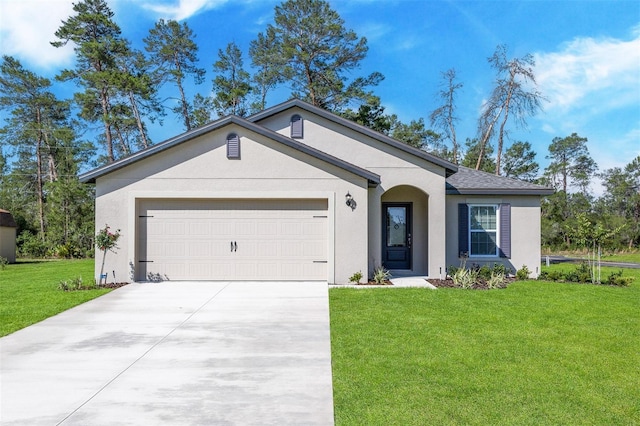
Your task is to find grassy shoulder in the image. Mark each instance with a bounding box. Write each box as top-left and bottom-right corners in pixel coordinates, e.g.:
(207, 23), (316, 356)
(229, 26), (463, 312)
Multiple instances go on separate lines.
(329, 268), (640, 425)
(543, 250), (640, 264)
(602, 252), (640, 263)
(0, 259), (111, 337)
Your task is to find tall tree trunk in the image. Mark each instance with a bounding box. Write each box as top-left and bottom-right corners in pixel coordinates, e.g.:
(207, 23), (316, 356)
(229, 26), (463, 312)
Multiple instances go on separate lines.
(42, 131), (58, 182)
(305, 64), (316, 106)
(100, 87), (114, 162)
(448, 113), (458, 164)
(495, 81), (515, 175)
(114, 124), (130, 157)
(128, 91), (149, 148)
(35, 109), (45, 241)
(173, 58), (191, 131)
(475, 104), (503, 170)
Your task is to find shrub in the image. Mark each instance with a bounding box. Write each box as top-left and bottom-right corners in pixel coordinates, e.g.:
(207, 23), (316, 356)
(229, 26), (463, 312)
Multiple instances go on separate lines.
(0, 256), (8, 270)
(492, 263), (509, 276)
(604, 270), (634, 287)
(349, 271), (363, 284)
(486, 272), (506, 289)
(515, 265), (531, 281)
(372, 266), (391, 285)
(55, 243), (83, 259)
(58, 276), (96, 291)
(574, 262), (593, 283)
(453, 267), (478, 289)
(447, 265), (459, 277)
(547, 270), (564, 281)
(17, 231), (47, 258)
(477, 265), (492, 281)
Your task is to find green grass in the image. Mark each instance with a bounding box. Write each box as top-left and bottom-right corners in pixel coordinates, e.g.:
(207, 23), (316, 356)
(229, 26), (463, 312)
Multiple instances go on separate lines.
(602, 252), (640, 263)
(330, 268), (640, 425)
(0, 259), (111, 337)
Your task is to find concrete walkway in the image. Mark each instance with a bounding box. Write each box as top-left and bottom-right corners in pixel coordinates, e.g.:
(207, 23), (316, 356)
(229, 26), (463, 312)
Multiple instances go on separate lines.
(0, 282), (334, 425)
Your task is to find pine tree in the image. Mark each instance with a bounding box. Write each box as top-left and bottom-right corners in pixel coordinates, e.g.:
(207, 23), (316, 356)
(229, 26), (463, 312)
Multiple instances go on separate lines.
(144, 19), (205, 131)
(52, 0), (130, 163)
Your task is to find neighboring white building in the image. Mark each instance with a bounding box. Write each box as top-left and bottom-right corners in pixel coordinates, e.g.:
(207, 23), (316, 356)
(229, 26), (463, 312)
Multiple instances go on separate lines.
(80, 100), (553, 283)
(0, 209), (17, 263)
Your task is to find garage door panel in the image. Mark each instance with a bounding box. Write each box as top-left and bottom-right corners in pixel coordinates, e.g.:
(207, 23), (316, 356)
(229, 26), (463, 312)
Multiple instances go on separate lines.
(138, 199), (328, 281)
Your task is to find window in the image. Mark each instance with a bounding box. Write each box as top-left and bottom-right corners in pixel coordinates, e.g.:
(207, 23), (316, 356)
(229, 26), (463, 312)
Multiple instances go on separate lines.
(226, 133), (240, 158)
(470, 205), (498, 256)
(458, 203), (511, 258)
(290, 114), (303, 138)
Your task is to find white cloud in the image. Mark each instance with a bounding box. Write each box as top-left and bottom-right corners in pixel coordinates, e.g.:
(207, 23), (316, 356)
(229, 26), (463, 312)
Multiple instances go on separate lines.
(140, 0), (227, 21)
(0, 0), (76, 71)
(534, 30), (640, 117)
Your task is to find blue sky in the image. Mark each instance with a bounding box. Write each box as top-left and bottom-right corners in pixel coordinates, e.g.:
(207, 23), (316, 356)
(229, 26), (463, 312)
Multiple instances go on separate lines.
(1, 0), (639, 194)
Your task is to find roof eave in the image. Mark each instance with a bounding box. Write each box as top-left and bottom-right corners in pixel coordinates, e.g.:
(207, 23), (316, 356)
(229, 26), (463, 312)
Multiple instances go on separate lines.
(446, 188), (556, 196)
(79, 114), (381, 187)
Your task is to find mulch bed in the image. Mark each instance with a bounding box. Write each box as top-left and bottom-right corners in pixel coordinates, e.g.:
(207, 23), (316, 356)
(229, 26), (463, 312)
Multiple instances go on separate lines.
(428, 277), (515, 290)
(98, 282), (130, 289)
(359, 280), (393, 285)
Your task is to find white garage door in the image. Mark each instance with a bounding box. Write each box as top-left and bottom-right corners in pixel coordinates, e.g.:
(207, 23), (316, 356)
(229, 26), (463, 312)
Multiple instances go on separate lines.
(137, 199), (328, 281)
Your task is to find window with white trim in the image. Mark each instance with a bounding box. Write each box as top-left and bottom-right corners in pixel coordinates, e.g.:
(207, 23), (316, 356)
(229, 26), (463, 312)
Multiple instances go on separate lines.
(469, 205), (499, 256)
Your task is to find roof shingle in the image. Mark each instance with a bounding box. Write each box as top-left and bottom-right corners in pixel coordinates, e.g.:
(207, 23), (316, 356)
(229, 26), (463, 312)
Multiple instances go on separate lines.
(446, 166), (554, 195)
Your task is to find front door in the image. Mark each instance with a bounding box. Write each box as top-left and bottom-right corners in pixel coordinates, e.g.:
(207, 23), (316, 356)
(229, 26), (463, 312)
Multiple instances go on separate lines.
(382, 203), (412, 270)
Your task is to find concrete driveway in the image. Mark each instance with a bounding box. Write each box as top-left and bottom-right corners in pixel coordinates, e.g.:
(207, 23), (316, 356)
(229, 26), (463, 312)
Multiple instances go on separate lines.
(0, 282), (334, 425)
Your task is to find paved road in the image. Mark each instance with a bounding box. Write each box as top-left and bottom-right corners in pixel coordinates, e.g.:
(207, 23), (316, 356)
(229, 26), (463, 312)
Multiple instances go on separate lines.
(543, 255), (640, 269)
(1, 282), (334, 425)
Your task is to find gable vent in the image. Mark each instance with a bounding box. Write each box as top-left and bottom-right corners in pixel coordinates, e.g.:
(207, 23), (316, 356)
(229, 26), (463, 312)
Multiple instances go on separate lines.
(290, 114), (303, 139)
(227, 133), (240, 159)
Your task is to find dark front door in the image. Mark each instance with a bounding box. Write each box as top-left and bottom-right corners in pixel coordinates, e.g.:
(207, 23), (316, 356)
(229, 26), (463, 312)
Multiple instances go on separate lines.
(382, 203), (412, 270)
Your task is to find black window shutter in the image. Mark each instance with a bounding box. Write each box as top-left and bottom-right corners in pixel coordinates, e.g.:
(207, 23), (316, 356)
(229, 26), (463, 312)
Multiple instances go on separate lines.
(458, 203), (469, 257)
(499, 203), (511, 258)
(291, 114), (303, 138)
(227, 134), (240, 158)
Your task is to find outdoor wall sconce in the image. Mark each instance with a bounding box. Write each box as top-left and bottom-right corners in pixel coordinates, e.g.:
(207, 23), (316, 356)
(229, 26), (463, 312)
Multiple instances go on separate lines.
(345, 192), (357, 210)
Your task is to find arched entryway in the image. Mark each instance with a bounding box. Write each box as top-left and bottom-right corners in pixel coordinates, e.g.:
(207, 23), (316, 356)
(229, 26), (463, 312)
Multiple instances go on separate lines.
(380, 185), (429, 275)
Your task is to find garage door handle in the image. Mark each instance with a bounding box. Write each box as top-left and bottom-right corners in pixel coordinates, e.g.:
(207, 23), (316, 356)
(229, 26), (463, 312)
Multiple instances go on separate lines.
(230, 241), (233, 252)
(234, 241), (237, 252)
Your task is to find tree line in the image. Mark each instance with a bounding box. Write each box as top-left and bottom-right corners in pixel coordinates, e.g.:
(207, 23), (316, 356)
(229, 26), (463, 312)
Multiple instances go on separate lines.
(0, 0), (638, 258)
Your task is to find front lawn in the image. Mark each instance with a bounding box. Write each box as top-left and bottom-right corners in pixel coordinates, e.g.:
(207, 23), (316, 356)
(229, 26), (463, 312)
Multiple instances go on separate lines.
(0, 259), (111, 337)
(330, 269), (640, 425)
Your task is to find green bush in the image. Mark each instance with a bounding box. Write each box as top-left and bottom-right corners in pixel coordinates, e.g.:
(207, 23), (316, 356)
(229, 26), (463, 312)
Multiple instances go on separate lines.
(447, 265), (459, 277)
(515, 265), (531, 281)
(17, 231), (47, 258)
(58, 276), (96, 291)
(487, 271), (506, 289)
(372, 266), (391, 285)
(55, 243), (83, 259)
(492, 263), (509, 276)
(453, 267), (478, 289)
(477, 265), (492, 281)
(604, 270), (634, 287)
(349, 271), (363, 284)
(0, 256), (8, 270)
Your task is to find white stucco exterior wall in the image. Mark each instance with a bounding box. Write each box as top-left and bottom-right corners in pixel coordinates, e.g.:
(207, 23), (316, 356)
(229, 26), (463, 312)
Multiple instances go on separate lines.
(0, 227), (17, 263)
(94, 124), (370, 284)
(256, 107), (449, 278)
(445, 195), (543, 278)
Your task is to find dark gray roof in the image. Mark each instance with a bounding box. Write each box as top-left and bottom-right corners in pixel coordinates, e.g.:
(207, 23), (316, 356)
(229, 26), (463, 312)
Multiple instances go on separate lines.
(0, 209), (17, 227)
(446, 166), (554, 195)
(79, 115), (381, 186)
(249, 99), (458, 177)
